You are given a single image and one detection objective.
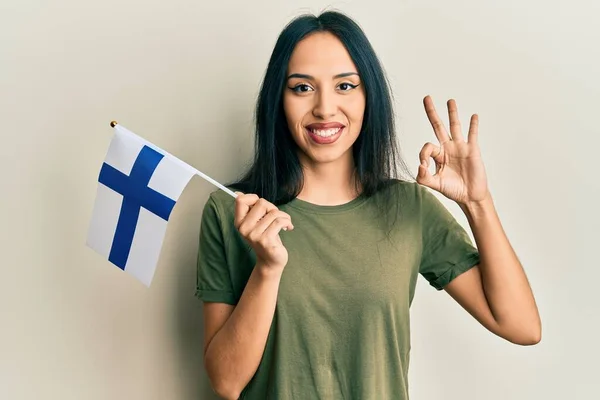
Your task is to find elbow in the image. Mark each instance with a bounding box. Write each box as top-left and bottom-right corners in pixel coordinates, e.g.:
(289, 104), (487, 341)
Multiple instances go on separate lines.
(206, 372), (243, 400)
(205, 360), (244, 400)
(207, 373), (242, 400)
(503, 324), (542, 346)
(510, 334), (540, 346)
(521, 328), (542, 346)
(491, 314), (542, 346)
(521, 318), (542, 345)
(212, 382), (241, 400)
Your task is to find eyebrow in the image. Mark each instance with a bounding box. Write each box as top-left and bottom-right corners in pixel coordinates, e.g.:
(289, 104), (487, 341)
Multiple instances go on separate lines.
(287, 72), (359, 80)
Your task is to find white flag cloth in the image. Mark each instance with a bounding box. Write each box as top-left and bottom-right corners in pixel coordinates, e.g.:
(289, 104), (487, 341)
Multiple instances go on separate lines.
(86, 124), (196, 286)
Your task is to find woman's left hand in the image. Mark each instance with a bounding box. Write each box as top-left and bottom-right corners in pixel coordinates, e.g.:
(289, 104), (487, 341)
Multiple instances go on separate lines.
(417, 95), (490, 205)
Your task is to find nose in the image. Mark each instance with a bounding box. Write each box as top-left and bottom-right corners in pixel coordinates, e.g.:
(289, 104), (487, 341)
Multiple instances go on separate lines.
(312, 89), (337, 119)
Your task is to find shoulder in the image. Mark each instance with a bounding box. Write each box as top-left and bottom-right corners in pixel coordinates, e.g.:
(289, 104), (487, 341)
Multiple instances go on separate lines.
(389, 179), (441, 202)
(201, 187), (239, 230)
(378, 178), (424, 200)
(376, 179), (446, 220)
(206, 186), (237, 210)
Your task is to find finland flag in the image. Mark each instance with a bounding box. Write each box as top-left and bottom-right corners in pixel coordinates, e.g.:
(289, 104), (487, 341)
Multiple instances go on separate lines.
(86, 123), (196, 286)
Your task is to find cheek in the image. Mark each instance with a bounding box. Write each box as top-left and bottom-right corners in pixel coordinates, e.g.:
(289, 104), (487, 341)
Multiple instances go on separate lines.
(283, 95), (309, 128)
(345, 98), (366, 126)
(282, 94), (293, 122)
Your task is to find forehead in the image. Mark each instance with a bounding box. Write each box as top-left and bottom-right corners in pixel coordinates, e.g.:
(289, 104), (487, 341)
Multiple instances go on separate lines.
(287, 31), (358, 74)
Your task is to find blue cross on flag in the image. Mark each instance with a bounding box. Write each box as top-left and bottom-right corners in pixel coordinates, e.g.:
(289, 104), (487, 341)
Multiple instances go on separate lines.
(86, 123), (195, 286)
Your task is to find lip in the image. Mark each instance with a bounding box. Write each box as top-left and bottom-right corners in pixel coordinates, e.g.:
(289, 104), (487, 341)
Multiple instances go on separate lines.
(305, 122), (345, 130)
(305, 126), (344, 145)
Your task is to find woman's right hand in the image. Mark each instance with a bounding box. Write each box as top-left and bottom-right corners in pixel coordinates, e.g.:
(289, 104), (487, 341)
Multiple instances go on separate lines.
(233, 192), (294, 273)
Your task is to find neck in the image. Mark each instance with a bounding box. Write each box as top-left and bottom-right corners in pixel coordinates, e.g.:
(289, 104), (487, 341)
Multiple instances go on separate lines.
(296, 151), (361, 206)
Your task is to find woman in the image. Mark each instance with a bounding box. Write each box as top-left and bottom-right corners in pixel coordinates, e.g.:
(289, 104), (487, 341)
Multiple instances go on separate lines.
(196, 10), (541, 400)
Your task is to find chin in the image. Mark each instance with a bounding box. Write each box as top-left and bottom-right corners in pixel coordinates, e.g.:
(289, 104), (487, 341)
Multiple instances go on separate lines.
(306, 148), (353, 165)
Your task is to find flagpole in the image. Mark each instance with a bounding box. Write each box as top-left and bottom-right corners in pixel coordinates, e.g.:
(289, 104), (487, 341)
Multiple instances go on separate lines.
(109, 121), (238, 199)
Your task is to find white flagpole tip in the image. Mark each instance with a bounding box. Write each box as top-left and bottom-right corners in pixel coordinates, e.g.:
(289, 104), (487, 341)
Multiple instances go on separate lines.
(110, 121), (118, 128)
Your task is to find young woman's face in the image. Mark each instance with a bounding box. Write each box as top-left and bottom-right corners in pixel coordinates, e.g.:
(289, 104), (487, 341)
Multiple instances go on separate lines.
(283, 31), (366, 167)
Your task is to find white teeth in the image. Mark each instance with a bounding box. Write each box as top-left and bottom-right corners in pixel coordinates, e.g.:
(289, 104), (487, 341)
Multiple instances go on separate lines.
(310, 127), (341, 137)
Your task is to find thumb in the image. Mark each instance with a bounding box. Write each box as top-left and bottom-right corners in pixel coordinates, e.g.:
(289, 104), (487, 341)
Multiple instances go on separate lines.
(417, 159), (433, 186)
(417, 159), (427, 177)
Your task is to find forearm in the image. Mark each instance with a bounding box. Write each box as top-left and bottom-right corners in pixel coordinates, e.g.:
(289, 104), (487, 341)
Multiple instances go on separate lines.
(459, 193), (541, 343)
(204, 264), (282, 399)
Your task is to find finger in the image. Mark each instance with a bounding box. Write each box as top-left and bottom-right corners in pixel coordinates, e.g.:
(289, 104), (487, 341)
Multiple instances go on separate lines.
(262, 217), (294, 241)
(419, 142), (443, 167)
(246, 198), (278, 223)
(468, 114), (479, 145)
(262, 211), (293, 232)
(249, 210), (292, 240)
(417, 158), (441, 191)
(423, 95), (451, 143)
(447, 99), (464, 142)
(234, 193), (260, 229)
(238, 198), (277, 235)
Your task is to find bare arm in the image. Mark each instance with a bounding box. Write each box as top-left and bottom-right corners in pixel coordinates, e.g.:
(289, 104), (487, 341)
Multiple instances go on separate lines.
(444, 193), (541, 346)
(202, 193), (293, 399)
(417, 96), (541, 346)
(203, 265), (282, 400)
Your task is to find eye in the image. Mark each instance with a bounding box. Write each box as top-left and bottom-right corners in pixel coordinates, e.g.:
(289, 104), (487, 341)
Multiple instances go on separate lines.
(338, 82), (358, 91)
(290, 84), (314, 93)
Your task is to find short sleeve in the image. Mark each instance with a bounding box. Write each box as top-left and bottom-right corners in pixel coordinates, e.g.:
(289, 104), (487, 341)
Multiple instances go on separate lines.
(419, 186), (481, 291)
(195, 194), (237, 304)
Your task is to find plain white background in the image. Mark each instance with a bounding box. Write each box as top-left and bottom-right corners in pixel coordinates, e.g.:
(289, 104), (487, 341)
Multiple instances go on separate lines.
(1, 0), (597, 399)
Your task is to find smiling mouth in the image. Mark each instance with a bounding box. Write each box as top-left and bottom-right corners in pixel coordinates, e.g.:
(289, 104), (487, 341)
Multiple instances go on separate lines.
(305, 126), (344, 144)
(307, 127), (342, 137)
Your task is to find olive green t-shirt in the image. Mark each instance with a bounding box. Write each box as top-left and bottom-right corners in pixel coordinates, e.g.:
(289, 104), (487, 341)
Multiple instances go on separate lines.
(196, 179), (480, 399)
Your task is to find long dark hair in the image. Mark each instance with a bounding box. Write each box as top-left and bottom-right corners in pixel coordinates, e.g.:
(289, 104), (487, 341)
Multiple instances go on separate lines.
(226, 10), (414, 233)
